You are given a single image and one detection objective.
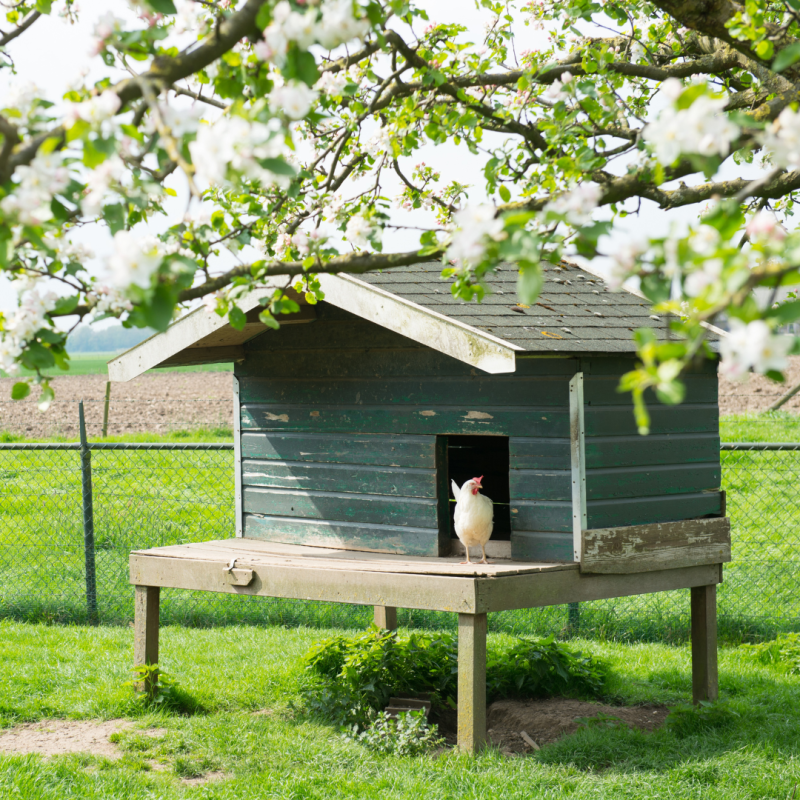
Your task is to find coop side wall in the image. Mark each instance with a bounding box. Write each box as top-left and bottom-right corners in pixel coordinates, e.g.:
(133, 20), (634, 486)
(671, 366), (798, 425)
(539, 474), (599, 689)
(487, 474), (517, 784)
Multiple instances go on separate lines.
(234, 304), (722, 558)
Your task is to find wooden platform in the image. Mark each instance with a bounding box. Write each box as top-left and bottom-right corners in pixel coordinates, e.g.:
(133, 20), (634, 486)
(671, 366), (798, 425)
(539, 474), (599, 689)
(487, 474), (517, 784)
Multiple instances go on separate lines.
(130, 538), (723, 753)
(129, 538), (723, 614)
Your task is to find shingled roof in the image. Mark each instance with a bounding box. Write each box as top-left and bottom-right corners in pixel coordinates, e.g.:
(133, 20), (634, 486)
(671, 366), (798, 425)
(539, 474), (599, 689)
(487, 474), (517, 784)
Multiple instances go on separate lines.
(358, 260), (676, 354)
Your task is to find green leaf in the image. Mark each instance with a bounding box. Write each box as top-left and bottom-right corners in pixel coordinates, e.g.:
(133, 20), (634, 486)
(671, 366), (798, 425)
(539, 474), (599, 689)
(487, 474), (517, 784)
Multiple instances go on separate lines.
(772, 300), (800, 325)
(517, 263), (543, 304)
(21, 342), (55, 370)
(755, 39), (774, 60)
(103, 203), (126, 235)
(258, 309), (280, 329)
(498, 184), (511, 203)
(146, 0), (177, 13)
(11, 382), (30, 400)
(229, 305), (247, 331)
(773, 42), (800, 72)
(256, 4), (272, 29)
(142, 284), (176, 331)
(259, 157), (297, 177)
(35, 0), (52, 13)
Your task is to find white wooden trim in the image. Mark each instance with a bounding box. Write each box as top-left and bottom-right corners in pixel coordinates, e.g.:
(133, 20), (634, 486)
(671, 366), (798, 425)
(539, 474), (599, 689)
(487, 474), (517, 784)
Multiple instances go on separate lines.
(317, 274), (520, 373)
(569, 372), (587, 563)
(233, 375), (243, 537)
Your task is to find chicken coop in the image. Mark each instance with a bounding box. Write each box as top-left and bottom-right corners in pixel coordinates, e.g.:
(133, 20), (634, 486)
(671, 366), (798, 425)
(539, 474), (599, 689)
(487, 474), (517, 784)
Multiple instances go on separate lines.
(111, 261), (730, 752)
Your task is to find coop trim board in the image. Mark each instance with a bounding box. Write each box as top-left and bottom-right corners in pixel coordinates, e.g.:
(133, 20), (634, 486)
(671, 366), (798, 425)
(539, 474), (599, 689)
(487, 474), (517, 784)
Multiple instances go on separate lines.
(107, 274), (521, 381)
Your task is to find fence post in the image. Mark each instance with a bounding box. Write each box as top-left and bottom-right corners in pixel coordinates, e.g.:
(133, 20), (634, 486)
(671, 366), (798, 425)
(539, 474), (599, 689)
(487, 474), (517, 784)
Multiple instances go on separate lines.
(79, 401), (99, 625)
(102, 381), (111, 438)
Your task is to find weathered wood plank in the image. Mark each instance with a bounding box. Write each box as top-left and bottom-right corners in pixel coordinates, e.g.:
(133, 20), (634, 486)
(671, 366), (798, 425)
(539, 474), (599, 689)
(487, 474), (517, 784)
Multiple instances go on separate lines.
(511, 433), (721, 470)
(474, 563), (722, 613)
(510, 531), (573, 563)
(238, 375), (571, 407)
(458, 613), (487, 753)
(133, 585), (159, 695)
(160, 345), (244, 367)
(435, 436), (452, 556)
(243, 486), (438, 528)
(240, 403), (719, 437)
(580, 517), (731, 574)
(374, 606), (398, 630)
(244, 514), (440, 555)
(511, 491), (724, 532)
(584, 374), (718, 405)
(240, 432), (436, 468)
(691, 584), (719, 703)
(242, 459), (436, 498)
(130, 554), (480, 613)
(584, 356), (717, 376)
(510, 462), (721, 501)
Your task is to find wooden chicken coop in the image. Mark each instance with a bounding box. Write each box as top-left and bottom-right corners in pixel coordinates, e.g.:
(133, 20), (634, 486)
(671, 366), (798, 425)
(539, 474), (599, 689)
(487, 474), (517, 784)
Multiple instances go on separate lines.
(110, 261), (731, 752)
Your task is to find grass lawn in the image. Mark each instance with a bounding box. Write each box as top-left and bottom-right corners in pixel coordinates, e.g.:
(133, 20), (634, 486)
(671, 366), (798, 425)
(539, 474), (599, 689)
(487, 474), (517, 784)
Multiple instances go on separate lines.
(0, 621), (798, 799)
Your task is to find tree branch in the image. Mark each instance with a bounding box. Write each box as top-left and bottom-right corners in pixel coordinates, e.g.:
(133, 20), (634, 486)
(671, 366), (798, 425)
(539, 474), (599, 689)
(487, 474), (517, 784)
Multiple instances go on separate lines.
(0, 10), (40, 47)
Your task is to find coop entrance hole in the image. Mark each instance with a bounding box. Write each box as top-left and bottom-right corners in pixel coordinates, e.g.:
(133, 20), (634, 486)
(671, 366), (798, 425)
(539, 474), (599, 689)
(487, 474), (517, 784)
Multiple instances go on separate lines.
(445, 435), (510, 541)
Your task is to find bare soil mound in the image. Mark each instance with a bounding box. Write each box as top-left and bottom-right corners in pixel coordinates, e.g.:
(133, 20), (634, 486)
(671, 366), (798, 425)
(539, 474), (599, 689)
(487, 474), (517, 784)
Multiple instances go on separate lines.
(435, 698), (669, 753)
(719, 355), (800, 415)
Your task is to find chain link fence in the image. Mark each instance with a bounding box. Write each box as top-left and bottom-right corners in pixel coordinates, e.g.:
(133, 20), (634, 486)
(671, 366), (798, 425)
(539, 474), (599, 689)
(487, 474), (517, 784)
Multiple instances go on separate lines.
(1, 438), (798, 642)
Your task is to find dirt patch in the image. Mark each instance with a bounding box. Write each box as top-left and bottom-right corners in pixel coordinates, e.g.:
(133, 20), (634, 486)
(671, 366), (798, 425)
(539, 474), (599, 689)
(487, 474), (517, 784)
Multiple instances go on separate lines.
(0, 719), (163, 758)
(181, 770), (227, 786)
(434, 698), (669, 753)
(719, 355), (800, 415)
(0, 372), (233, 438)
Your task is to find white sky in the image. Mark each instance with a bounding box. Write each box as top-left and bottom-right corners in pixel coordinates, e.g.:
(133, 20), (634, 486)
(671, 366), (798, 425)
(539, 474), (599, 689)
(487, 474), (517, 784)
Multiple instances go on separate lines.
(0, 1), (764, 324)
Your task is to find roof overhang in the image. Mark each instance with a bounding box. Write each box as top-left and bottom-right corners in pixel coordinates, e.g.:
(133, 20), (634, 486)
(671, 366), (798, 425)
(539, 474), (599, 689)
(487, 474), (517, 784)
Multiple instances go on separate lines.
(108, 273), (521, 382)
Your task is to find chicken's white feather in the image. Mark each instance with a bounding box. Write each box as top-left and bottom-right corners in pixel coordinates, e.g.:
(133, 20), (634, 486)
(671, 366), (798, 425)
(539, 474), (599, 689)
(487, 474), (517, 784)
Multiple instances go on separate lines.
(452, 478), (494, 564)
(450, 479), (461, 503)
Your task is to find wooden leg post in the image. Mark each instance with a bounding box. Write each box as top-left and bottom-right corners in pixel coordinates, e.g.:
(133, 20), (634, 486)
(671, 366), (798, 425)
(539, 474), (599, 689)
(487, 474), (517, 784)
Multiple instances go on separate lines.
(690, 584), (718, 704)
(134, 585), (160, 696)
(457, 612), (487, 753)
(373, 605), (397, 630)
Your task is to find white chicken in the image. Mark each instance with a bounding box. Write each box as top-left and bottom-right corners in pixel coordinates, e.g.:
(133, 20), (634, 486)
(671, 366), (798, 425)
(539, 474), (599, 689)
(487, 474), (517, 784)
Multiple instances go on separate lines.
(451, 475), (494, 564)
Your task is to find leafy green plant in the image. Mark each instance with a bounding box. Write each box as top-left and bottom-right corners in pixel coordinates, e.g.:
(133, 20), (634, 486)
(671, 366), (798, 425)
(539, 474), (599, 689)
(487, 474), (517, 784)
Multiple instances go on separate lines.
(664, 701), (740, 738)
(303, 627), (607, 729)
(124, 665), (203, 715)
(347, 710), (444, 757)
(741, 634), (800, 675)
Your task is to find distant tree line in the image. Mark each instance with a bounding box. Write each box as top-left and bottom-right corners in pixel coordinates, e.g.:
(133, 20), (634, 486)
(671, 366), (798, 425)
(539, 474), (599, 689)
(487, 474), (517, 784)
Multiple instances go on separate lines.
(66, 325), (149, 354)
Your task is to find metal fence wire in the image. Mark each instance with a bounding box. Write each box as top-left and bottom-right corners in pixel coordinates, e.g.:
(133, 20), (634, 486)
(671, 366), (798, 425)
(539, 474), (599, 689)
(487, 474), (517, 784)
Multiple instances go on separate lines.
(0, 438), (798, 642)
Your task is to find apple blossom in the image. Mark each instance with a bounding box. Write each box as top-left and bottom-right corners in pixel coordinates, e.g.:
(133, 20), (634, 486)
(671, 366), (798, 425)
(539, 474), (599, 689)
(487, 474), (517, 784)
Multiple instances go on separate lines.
(545, 183), (601, 226)
(345, 214), (378, 249)
(107, 231), (164, 290)
(269, 81), (318, 120)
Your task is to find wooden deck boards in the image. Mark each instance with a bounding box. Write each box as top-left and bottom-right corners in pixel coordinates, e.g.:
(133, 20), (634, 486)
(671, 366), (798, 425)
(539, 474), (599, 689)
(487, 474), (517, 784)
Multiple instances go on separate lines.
(132, 538), (575, 578)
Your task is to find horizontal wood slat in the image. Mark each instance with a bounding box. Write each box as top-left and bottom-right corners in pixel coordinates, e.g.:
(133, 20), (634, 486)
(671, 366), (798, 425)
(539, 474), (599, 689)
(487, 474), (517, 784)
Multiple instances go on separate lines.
(510, 531), (574, 563)
(243, 486), (438, 528)
(242, 459), (436, 498)
(240, 432), (435, 467)
(510, 462), (720, 502)
(240, 403), (718, 437)
(244, 515), (440, 556)
(510, 434), (721, 470)
(510, 491), (723, 533)
(580, 517), (731, 574)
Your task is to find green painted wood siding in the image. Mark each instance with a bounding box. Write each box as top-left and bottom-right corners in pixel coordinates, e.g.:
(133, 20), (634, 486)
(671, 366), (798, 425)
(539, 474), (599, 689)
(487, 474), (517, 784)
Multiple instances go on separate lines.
(236, 304), (722, 560)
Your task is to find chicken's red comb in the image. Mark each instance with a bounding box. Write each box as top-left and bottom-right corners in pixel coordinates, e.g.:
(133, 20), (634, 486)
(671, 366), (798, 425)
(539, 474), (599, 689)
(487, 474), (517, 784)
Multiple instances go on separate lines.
(473, 475), (483, 484)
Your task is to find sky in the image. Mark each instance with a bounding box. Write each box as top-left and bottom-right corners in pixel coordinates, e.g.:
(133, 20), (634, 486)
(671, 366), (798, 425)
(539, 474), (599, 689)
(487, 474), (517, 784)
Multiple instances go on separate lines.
(0, 0), (764, 324)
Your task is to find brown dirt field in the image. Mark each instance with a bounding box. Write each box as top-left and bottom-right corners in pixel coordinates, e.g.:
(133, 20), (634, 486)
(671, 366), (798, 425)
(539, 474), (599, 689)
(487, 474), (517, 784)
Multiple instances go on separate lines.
(719, 355), (800, 415)
(0, 373), (233, 438)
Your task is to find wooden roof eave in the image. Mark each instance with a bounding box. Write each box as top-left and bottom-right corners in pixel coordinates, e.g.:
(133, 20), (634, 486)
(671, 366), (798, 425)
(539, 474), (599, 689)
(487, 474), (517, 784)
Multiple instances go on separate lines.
(107, 274), (521, 382)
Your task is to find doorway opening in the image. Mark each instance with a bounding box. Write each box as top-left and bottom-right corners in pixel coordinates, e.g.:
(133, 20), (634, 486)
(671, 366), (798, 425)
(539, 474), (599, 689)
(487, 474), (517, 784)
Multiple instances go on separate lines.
(445, 435), (510, 541)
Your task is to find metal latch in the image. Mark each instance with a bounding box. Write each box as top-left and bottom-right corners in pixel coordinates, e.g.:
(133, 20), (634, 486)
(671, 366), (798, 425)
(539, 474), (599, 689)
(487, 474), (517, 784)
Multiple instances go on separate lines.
(224, 557), (254, 586)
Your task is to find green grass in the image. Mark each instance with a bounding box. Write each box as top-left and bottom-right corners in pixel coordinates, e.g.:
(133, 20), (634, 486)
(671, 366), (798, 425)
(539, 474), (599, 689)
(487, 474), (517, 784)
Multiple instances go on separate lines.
(0, 351), (233, 378)
(0, 621), (799, 799)
(721, 412), (800, 442)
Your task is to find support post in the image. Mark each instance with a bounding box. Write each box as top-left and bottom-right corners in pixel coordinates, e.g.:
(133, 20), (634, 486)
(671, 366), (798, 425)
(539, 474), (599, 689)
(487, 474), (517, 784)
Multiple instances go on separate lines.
(690, 584), (719, 703)
(373, 605), (397, 630)
(134, 585), (160, 695)
(457, 612), (487, 753)
(79, 401), (98, 625)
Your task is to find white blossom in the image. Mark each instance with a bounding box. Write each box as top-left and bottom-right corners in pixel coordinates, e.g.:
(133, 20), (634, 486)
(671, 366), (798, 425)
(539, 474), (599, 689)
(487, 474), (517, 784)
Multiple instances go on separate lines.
(269, 81), (318, 120)
(545, 183), (601, 226)
(107, 230), (164, 290)
(0, 288), (60, 375)
(345, 214), (378, 249)
(283, 8), (318, 49)
(446, 204), (504, 266)
(364, 126), (394, 156)
(0, 151), (70, 226)
(90, 284), (133, 316)
(189, 116), (288, 186)
(684, 258), (723, 297)
(746, 210), (787, 242)
(2, 82), (43, 125)
(606, 239), (646, 290)
(174, 1), (207, 35)
(65, 89), (121, 126)
(315, 0), (370, 50)
(315, 70), (349, 97)
(643, 88), (740, 165)
(688, 225), (720, 256)
(719, 319), (792, 381)
(89, 11), (123, 55)
(761, 106), (800, 170)
(81, 156), (124, 217)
